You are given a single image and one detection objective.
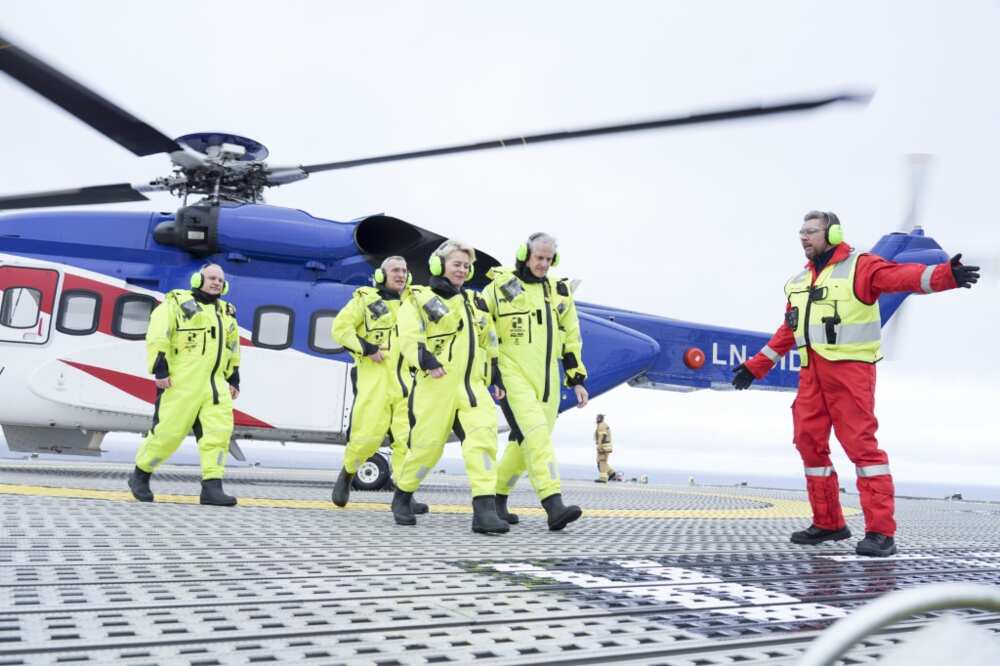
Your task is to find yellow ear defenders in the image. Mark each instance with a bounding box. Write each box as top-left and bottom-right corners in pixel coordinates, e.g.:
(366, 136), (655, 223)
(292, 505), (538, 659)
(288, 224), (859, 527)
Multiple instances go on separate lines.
(428, 253), (474, 281)
(515, 233), (559, 267)
(190, 268), (229, 295)
(373, 266), (413, 286)
(824, 212), (844, 246)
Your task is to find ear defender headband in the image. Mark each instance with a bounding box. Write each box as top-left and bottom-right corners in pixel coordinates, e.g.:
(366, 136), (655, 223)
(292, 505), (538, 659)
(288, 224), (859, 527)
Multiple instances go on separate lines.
(373, 267), (413, 286)
(428, 253), (474, 281)
(190, 269), (229, 295)
(516, 233), (560, 267)
(824, 212), (844, 246)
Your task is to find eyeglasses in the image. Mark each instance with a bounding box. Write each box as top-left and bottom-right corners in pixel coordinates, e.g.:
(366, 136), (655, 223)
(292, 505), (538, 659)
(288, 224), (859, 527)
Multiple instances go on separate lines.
(798, 227), (822, 237)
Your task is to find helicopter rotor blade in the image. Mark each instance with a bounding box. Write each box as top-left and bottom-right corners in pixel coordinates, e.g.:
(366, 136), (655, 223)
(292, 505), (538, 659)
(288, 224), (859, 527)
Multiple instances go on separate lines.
(0, 32), (181, 157)
(0, 183), (152, 210)
(298, 92), (872, 174)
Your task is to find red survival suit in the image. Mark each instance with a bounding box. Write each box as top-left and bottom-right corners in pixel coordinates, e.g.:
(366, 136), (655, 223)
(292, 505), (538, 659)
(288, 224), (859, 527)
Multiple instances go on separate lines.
(744, 243), (958, 536)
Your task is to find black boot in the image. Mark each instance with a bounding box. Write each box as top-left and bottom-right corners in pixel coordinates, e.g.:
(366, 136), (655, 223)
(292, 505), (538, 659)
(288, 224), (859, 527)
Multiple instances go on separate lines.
(127, 466), (154, 502)
(411, 496), (429, 515)
(541, 493), (582, 531)
(200, 479), (237, 506)
(790, 524), (852, 545)
(855, 532), (897, 557)
(471, 495), (509, 534)
(495, 494), (519, 524)
(331, 468), (353, 507)
(392, 488), (416, 525)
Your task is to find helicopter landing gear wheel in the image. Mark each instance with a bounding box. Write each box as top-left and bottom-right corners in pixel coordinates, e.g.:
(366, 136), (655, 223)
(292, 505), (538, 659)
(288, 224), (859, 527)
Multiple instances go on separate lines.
(352, 452), (391, 491)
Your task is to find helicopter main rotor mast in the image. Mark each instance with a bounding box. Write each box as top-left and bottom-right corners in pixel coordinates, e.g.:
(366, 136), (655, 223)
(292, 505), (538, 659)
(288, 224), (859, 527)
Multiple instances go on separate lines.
(0, 31), (872, 212)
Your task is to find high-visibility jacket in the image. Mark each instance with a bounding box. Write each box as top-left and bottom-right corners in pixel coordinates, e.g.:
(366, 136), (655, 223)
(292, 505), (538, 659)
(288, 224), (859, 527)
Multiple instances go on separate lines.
(483, 267), (587, 399)
(397, 282), (499, 400)
(595, 422), (612, 452)
(784, 250), (881, 366)
(332, 286), (411, 393)
(145, 289), (240, 401)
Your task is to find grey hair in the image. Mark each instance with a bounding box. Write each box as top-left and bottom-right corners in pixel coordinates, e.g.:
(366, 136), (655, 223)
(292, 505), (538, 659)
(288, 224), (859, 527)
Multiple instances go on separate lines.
(804, 210), (839, 229)
(380, 255), (407, 271)
(199, 263), (224, 275)
(433, 240), (476, 263)
(527, 232), (558, 254)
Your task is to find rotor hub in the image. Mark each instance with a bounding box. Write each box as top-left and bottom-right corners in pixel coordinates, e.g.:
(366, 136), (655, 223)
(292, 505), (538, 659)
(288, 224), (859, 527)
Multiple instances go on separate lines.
(175, 133), (269, 162)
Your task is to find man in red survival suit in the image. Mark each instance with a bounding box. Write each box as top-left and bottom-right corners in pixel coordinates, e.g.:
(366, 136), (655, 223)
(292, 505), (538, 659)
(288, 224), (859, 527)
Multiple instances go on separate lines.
(732, 210), (980, 557)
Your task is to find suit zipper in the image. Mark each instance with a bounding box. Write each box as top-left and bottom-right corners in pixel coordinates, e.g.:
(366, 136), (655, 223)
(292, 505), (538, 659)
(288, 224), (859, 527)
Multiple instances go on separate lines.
(396, 354), (408, 397)
(210, 309), (223, 404)
(542, 281), (553, 402)
(462, 297), (477, 407)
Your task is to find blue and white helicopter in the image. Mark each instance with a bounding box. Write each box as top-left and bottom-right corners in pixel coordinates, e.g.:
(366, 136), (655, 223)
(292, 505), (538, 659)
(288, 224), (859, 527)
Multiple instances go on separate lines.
(0, 33), (948, 488)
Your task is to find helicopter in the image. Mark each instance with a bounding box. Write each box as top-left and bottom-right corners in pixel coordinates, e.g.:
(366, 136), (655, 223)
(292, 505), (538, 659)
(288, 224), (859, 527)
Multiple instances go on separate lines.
(0, 32), (950, 490)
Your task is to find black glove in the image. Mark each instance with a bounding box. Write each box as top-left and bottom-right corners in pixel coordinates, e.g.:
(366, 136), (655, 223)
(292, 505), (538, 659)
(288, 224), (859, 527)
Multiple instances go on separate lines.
(950, 253), (980, 288)
(732, 363), (755, 391)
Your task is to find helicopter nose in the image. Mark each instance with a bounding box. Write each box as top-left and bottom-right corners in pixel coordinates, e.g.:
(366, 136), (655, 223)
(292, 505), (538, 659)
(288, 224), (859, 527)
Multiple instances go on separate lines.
(559, 314), (659, 409)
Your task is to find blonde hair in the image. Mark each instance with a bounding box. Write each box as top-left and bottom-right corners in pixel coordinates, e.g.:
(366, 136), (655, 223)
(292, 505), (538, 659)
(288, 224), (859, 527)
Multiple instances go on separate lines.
(433, 240), (476, 264)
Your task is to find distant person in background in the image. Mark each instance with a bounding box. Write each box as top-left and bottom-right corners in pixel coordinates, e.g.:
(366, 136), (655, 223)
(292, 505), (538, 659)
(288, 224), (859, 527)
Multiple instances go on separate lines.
(128, 264), (242, 506)
(330, 256), (427, 515)
(732, 210), (980, 557)
(595, 414), (615, 483)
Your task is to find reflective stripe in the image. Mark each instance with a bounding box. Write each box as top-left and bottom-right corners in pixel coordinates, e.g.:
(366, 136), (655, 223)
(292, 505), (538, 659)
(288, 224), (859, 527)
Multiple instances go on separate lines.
(830, 252), (857, 279)
(482, 451), (493, 471)
(507, 474), (520, 489)
(761, 345), (780, 362)
(416, 465), (430, 480)
(792, 270), (810, 283)
(856, 464), (891, 477)
(548, 462), (558, 480)
(920, 265), (935, 293)
(807, 320), (881, 345)
(804, 465), (835, 477)
(795, 335), (807, 347)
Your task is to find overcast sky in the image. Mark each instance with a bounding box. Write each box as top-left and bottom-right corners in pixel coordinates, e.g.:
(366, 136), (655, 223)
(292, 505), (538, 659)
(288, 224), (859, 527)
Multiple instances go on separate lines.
(2, 1), (998, 486)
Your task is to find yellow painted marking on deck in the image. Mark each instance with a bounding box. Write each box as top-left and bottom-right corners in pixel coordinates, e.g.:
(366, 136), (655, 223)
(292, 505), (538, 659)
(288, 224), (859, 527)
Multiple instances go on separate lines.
(0, 484), (859, 519)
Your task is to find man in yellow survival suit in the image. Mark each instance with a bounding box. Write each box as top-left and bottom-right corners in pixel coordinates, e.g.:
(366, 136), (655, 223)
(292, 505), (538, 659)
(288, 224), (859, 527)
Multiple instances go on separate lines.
(486, 232), (589, 531)
(330, 256), (428, 515)
(127, 263), (242, 506)
(392, 240), (510, 533)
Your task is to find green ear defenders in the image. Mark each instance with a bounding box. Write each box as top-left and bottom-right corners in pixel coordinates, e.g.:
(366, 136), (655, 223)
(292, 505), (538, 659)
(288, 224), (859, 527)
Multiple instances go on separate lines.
(516, 232), (559, 267)
(373, 266), (413, 286)
(190, 268), (229, 295)
(429, 253), (474, 281)
(824, 212), (844, 246)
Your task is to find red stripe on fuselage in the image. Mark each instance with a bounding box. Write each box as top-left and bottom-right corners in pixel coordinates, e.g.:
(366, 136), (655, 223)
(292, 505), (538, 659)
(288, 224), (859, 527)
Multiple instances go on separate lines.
(60, 359), (273, 429)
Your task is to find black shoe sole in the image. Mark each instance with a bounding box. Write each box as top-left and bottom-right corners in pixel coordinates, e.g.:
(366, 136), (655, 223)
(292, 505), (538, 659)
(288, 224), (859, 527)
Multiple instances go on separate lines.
(790, 528), (852, 545)
(548, 506), (582, 531)
(500, 514), (519, 525)
(199, 499), (237, 506)
(393, 515), (417, 526)
(472, 524), (510, 534)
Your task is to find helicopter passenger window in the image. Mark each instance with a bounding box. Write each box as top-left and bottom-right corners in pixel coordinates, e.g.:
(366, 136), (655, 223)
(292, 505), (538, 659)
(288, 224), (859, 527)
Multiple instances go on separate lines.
(0, 287), (42, 329)
(253, 306), (294, 350)
(56, 290), (102, 335)
(112, 295), (158, 340)
(309, 309), (345, 354)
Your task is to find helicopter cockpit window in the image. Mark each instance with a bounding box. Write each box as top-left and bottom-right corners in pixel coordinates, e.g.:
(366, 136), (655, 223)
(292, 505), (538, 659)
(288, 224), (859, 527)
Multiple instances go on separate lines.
(113, 295), (158, 340)
(309, 309), (344, 354)
(0, 287), (42, 329)
(56, 290), (101, 336)
(253, 306), (294, 350)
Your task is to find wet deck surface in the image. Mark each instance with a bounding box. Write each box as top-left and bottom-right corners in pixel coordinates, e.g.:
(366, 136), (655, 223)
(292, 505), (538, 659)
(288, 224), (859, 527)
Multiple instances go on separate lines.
(2, 461), (1000, 665)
